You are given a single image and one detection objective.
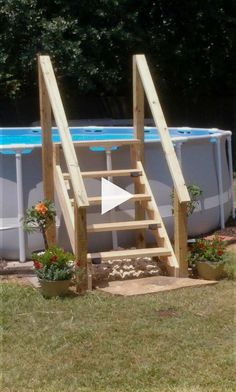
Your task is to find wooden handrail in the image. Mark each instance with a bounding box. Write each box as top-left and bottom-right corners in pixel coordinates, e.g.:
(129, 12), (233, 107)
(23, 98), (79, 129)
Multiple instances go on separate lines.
(39, 55), (89, 208)
(134, 54), (190, 204)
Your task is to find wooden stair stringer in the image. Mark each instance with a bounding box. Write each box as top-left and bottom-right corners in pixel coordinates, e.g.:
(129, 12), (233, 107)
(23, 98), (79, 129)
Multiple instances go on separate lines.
(54, 164), (75, 252)
(136, 161), (179, 276)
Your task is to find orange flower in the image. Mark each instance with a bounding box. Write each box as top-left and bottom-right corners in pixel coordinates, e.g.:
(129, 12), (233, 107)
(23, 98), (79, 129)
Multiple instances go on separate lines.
(35, 202), (48, 215)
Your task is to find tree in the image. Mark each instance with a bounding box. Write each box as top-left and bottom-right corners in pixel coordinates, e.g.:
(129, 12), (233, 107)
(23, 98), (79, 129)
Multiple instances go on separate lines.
(0, 0), (235, 100)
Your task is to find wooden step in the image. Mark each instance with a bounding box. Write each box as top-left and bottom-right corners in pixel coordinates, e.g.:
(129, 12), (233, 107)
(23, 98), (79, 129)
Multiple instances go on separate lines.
(57, 138), (141, 149)
(91, 194), (150, 206)
(87, 247), (171, 263)
(70, 194), (151, 206)
(72, 139), (141, 148)
(87, 220), (161, 233)
(63, 168), (142, 180)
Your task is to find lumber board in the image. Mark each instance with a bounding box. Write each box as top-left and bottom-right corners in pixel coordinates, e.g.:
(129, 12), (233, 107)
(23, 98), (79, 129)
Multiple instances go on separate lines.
(71, 194), (151, 206)
(38, 56), (56, 246)
(55, 139), (141, 148)
(54, 164), (75, 251)
(134, 55), (190, 204)
(63, 169), (143, 179)
(74, 205), (88, 292)
(136, 161), (179, 275)
(133, 57), (144, 163)
(174, 190), (188, 277)
(39, 55), (89, 208)
(88, 247), (171, 262)
(133, 59), (146, 248)
(87, 220), (161, 233)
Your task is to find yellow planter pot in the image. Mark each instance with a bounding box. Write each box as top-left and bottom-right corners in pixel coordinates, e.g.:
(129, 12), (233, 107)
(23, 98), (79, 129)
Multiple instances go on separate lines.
(39, 279), (71, 298)
(196, 261), (225, 281)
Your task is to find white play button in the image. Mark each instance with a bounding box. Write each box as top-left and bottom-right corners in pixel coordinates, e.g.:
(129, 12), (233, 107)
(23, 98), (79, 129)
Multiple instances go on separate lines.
(101, 178), (133, 215)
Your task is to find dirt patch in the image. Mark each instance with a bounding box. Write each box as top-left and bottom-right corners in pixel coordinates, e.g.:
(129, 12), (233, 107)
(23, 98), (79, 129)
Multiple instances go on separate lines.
(0, 274), (31, 285)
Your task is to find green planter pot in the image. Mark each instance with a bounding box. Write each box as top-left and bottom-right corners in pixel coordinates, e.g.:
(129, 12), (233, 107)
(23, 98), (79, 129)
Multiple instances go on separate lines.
(197, 260), (225, 281)
(39, 279), (71, 298)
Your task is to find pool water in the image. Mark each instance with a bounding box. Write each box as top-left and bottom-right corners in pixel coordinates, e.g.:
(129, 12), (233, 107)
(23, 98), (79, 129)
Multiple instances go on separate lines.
(0, 126), (220, 146)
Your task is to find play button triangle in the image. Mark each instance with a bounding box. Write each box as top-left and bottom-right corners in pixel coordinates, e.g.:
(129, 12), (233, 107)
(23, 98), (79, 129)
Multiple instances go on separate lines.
(101, 178), (133, 215)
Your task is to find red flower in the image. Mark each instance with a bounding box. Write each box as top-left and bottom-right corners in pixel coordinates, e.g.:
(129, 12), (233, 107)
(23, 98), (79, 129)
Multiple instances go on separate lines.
(198, 243), (205, 250)
(217, 249), (223, 256)
(76, 260), (80, 267)
(50, 255), (57, 262)
(34, 261), (42, 269)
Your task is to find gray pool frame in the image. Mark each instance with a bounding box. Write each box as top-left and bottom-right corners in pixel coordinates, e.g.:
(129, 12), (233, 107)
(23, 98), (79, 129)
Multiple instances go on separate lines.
(0, 126), (235, 261)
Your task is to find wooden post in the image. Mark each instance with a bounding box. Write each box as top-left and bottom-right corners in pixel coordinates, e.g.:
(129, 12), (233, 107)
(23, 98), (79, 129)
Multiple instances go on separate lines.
(133, 56), (144, 163)
(38, 56), (56, 246)
(74, 205), (89, 292)
(132, 56), (145, 248)
(174, 190), (188, 277)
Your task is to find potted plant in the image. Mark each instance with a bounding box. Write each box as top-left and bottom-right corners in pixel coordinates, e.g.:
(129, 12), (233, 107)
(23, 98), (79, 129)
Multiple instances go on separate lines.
(32, 246), (80, 297)
(23, 200), (85, 296)
(23, 199), (56, 249)
(188, 236), (226, 280)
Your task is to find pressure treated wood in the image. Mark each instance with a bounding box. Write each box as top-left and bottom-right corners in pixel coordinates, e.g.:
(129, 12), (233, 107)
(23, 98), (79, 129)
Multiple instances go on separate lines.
(133, 56), (145, 163)
(38, 56), (56, 246)
(88, 247), (171, 262)
(174, 190), (188, 277)
(87, 220), (161, 233)
(136, 161), (179, 276)
(63, 168), (142, 179)
(39, 56), (89, 208)
(74, 206), (88, 291)
(54, 164), (75, 251)
(133, 58), (146, 248)
(134, 55), (190, 204)
(70, 194), (151, 206)
(56, 139), (141, 148)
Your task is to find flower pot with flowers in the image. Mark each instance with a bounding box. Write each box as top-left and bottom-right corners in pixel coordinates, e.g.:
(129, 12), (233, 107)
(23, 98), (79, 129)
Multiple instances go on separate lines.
(32, 247), (78, 297)
(188, 236), (227, 280)
(23, 200), (84, 296)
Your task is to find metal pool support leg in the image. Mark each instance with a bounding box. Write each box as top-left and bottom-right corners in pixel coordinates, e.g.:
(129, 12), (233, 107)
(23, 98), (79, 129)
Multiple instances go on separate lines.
(216, 137), (225, 229)
(15, 150), (26, 262)
(105, 148), (118, 249)
(227, 135), (236, 219)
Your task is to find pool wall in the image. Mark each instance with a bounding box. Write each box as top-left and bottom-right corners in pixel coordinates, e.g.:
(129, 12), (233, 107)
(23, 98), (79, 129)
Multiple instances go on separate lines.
(0, 127), (234, 260)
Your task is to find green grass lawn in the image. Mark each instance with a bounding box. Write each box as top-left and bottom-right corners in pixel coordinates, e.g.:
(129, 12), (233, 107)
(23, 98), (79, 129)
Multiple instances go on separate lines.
(1, 281), (236, 392)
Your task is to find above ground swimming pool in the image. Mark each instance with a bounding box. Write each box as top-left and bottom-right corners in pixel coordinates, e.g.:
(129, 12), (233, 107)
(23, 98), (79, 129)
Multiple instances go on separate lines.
(0, 126), (235, 261)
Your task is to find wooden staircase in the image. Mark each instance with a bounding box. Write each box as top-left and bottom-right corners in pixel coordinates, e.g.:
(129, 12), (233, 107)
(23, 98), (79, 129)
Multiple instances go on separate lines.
(54, 141), (179, 285)
(38, 54), (190, 292)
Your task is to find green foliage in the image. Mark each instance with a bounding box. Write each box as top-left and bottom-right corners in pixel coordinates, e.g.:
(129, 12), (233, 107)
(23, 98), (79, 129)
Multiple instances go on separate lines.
(188, 235), (226, 266)
(1, 1), (235, 99)
(171, 183), (202, 216)
(186, 184), (202, 215)
(32, 246), (75, 281)
(223, 251), (236, 280)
